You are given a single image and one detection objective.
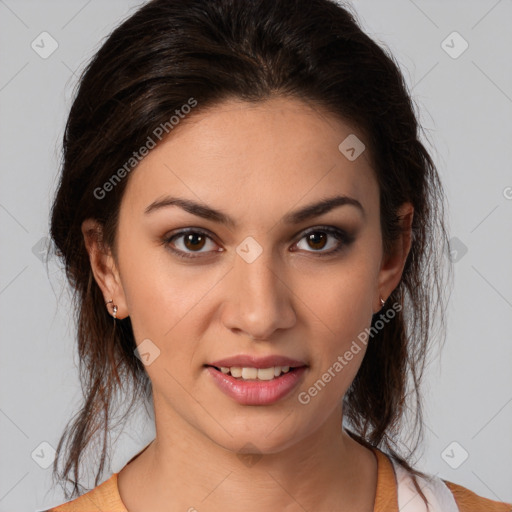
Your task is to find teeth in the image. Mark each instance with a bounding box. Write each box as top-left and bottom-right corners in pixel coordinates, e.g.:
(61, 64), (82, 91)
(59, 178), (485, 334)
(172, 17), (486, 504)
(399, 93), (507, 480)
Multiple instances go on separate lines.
(241, 367), (258, 380)
(253, 367), (274, 380)
(218, 366), (292, 380)
(230, 367), (242, 378)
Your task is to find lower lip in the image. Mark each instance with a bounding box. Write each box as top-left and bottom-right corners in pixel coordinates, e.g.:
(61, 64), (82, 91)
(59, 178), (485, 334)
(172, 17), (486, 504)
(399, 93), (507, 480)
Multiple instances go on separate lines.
(205, 366), (307, 405)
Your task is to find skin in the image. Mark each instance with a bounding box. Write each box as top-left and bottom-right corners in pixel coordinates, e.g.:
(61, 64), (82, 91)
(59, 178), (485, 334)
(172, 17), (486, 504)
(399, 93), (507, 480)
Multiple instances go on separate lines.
(83, 96), (413, 511)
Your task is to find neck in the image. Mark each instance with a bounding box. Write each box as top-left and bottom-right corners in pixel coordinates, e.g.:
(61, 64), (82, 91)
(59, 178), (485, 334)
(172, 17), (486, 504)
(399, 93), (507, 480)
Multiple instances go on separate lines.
(118, 398), (377, 512)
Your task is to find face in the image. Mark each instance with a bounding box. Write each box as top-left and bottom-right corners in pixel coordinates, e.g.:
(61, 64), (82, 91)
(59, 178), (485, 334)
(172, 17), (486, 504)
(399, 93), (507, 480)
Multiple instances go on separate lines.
(87, 96), (411, 455)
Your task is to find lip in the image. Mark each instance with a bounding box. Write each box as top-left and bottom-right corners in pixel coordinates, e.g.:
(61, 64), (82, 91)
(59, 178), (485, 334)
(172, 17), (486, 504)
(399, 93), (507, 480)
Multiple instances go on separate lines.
(205, 366), (308, 405)
(207, 354), (308, 369)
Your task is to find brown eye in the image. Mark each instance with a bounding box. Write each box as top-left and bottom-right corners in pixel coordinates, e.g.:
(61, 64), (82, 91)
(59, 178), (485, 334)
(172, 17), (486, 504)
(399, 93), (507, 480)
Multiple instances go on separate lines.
(305, 232), (328, 251)
(293, 226), (353, 256)
(183, 232), (207, 251)
(164, 229), (220, 259)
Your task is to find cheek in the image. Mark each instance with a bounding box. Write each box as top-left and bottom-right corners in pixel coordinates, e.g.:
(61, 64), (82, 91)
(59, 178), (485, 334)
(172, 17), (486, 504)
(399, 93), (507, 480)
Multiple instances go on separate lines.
(294, 256), (378, 387)
(294, 276), (374, 422)
(116, 232), (217, 343)
(299, 262), (376, 335)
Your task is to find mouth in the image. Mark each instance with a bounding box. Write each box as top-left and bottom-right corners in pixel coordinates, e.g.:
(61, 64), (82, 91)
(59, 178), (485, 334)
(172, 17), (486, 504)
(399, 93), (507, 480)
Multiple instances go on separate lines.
(205, 364), (304, 381)
(204, 363), (308, 405)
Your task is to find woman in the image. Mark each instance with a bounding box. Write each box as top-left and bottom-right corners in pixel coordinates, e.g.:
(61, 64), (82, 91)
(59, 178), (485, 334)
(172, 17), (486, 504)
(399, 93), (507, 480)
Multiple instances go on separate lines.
(42, 0), (511, 510)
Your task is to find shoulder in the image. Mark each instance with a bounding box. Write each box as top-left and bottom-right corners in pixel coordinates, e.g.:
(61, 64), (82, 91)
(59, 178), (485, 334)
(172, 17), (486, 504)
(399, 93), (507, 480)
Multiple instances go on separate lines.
(443, 479), (512, 512)
(44, 473), (126, 512)
(385, 448), (511, 512)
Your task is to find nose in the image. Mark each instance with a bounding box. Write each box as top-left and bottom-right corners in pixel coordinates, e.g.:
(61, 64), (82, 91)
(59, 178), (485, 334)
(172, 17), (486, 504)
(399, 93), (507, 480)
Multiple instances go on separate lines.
(220, 249), (296, 341)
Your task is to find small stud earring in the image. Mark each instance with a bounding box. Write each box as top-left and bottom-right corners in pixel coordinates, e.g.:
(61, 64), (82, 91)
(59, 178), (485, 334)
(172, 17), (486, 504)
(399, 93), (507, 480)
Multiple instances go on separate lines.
(379, 296), (386, 308)
(105, 299), (118, 319)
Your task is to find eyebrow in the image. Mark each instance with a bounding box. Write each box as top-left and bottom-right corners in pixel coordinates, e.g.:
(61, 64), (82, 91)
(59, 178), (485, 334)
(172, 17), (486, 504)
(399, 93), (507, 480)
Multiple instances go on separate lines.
(144, 194), (365, 227)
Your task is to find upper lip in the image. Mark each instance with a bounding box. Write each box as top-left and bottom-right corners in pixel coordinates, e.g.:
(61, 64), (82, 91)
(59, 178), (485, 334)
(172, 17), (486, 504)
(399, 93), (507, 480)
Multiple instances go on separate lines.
(207, 355), (308, 369)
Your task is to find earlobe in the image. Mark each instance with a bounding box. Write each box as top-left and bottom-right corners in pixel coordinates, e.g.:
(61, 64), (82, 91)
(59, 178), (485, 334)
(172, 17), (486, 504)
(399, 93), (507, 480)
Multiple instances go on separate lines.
(376, 203), (414, 311)
(81, 218), (128, 319)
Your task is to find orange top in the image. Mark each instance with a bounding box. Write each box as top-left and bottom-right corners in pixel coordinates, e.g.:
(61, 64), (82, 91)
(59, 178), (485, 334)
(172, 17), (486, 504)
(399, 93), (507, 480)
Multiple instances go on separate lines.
(47, 447), (511, 512)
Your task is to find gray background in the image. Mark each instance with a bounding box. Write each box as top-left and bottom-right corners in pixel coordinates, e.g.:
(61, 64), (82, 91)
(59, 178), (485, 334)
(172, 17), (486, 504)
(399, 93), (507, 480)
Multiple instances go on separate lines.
(0, 0), (511, 510)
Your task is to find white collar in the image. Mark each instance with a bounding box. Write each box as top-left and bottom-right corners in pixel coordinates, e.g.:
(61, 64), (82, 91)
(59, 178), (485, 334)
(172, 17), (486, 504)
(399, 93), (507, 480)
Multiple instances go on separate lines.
(390, 457), (460, 511)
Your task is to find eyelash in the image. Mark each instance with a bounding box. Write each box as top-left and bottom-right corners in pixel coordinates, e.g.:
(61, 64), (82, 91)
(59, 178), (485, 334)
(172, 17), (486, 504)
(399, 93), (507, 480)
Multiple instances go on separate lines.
(162, 226), (354, 260)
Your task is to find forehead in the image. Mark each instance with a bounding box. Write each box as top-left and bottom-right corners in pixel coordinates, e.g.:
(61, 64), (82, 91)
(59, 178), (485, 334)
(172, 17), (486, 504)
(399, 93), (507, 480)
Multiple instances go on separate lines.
(121, 96), (378, 223)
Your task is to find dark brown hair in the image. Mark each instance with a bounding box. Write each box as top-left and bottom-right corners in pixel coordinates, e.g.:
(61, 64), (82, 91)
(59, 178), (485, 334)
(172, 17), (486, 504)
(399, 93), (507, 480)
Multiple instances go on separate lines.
(50, 0), (450, 503)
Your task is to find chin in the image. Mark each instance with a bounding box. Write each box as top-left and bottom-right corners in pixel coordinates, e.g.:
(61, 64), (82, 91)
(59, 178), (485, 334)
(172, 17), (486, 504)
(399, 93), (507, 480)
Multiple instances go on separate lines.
(203, 419), (307, 457)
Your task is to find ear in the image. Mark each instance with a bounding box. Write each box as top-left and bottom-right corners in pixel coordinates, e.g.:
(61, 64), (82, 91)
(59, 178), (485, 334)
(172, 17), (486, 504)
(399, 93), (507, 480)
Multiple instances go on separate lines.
(81, 218), (129, 319)
(375, 202), (414, 312)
